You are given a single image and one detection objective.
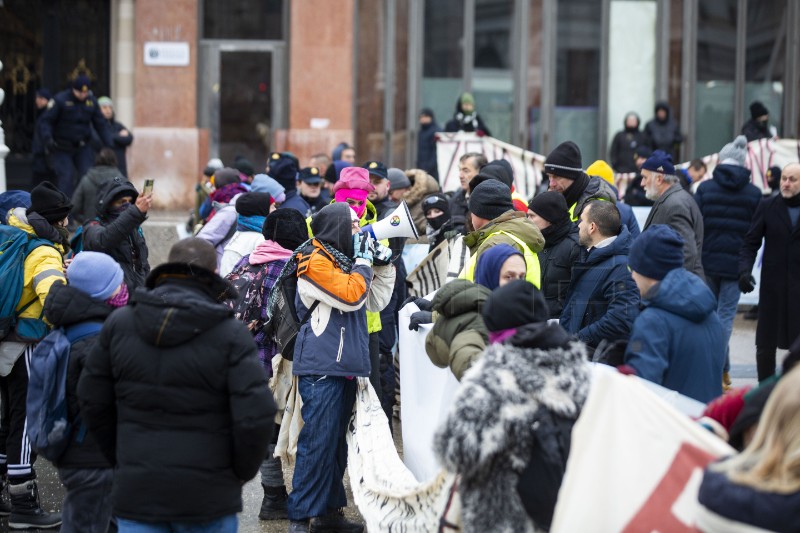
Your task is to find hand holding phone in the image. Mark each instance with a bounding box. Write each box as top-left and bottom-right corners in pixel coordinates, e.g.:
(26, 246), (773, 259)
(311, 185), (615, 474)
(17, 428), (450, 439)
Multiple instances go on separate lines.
(142, 179), (154, 196)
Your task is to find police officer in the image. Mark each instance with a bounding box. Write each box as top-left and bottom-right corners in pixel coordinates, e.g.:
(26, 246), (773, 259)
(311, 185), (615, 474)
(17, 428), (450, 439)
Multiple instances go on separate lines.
(39, 75), (113, 197)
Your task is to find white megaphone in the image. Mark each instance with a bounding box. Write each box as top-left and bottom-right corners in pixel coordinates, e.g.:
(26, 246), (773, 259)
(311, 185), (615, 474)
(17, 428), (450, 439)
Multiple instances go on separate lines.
(361, 201), (420, 240)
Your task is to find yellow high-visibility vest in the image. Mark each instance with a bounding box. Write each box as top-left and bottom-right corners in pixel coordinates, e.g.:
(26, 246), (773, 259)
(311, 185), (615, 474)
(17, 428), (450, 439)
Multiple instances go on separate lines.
(459, 230), (541, 288)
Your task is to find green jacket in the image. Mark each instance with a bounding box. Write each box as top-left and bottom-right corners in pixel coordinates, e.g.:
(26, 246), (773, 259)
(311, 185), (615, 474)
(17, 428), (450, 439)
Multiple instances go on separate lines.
(425, 279), (491, 380)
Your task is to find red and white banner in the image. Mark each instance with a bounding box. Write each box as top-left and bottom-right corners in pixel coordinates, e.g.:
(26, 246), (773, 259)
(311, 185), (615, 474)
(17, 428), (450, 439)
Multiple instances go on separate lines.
(551, 367), (734, 532)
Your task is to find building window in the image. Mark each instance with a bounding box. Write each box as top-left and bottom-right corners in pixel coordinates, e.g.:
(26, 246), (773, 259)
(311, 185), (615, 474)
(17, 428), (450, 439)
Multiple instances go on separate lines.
(744, 0), (785, 137)
(203, 0), (284, 40)
(421, 0), (464, 131)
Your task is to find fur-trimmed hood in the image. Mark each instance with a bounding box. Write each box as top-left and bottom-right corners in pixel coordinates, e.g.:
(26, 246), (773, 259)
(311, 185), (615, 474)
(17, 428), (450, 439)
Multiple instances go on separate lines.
(434, 329), (590, 532)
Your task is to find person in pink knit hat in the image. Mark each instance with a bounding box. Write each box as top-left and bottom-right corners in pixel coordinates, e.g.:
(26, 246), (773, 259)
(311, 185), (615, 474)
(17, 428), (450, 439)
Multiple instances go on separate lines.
(332, 167), (375, 220)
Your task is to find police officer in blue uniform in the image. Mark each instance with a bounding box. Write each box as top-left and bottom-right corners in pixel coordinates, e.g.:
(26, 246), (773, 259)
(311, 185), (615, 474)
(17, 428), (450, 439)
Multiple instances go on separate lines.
(39, 75), (113, 197)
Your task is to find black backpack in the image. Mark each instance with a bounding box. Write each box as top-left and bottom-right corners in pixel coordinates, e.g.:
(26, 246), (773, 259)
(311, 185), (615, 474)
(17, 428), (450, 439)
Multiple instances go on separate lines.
(264, 265), (318, 361)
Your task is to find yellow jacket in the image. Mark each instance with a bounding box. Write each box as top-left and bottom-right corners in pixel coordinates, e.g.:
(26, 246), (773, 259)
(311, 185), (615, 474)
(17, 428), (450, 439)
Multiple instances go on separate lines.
(8, 210), (66, 322)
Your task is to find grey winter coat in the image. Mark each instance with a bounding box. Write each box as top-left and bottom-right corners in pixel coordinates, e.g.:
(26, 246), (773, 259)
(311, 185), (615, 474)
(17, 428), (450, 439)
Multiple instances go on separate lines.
(434, 324), (590, 533)
(643, 183), (705, 279)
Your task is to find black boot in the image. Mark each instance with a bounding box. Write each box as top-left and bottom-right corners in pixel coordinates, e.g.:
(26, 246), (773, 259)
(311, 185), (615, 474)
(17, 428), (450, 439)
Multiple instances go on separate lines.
(0, 477), (10, 516)
(8, 479), (61, 529)
(258, 484), (288, 520)
(310, 508), (364, 533)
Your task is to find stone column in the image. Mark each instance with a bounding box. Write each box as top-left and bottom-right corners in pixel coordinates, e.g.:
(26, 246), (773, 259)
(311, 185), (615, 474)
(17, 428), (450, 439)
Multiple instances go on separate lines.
(274, 0), (356, 164)
(111, 0), (137, 128)
(129, 0), (205, 209)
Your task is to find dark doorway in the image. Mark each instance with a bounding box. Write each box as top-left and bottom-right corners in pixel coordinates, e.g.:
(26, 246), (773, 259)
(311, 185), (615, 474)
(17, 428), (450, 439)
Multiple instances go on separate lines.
(0, 0), (110, 189)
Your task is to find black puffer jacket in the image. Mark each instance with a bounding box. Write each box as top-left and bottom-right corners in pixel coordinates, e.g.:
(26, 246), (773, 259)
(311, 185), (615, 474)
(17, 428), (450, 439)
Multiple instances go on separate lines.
(78, 264), (276, 523)
(83, 177), (150, 290)
(43, 282), (114, 469)
(538, 220), (581, 319)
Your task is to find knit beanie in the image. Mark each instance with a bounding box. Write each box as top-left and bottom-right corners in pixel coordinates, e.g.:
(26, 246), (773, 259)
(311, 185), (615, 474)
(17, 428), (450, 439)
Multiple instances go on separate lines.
(333, 167), (375, 193)
(29, 182), (73, 224)
(719, 135), (748, 167)
(544, 141), (583, 181)
(67, 251), (124, 300)
(469, 180), (513, 221)
(250, 174), (286, 200)
(234, 157), (255, 177)
(749, 101), (768, 120)
(97, 96), (113, 107)
(482, 279), (549, 332)
(469, 160), (514, 192)
(628, 224), (684, 280)
(212, 167), (240, 189)
(262, 209), (309, 251)
(527, 191), (569, 225)
(235, 192), (273, 217)
(387, 168), (411, 189)
(460, 92), (475, 106)
(641, 150), (675, 176)
(586, 160), (615, 185)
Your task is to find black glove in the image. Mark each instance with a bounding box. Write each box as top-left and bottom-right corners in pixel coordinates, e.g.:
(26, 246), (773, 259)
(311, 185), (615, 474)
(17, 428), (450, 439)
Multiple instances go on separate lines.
(401, 296), (433, 312)
(738, 273), (756, 293)
(408, 311), (433, 331)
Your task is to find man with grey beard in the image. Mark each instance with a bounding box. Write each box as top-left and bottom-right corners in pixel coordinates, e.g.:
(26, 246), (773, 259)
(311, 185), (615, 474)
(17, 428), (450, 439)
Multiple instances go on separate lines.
(640, 150), (705, 279)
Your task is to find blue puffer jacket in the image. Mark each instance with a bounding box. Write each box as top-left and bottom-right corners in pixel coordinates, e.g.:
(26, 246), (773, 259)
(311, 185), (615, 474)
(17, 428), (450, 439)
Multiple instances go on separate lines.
(694, 164), (762, 279)
(624, 268), (725, 403)
(560, 225), (640, 348)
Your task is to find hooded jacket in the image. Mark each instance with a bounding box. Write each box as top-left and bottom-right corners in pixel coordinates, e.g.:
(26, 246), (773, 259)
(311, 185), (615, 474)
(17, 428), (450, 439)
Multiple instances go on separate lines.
(463, 210), (545, 284)
(569, 174), (618, 222)
(293, 204), (395, 377)
(560, 225), (640, 349)
(403, 169), (442, 238)
(444, 98), (492, 137)
(425, 279), (491, 380)
(624, 267), (725, 402)
(77, 264), (276, 522)
(7, 208), (66, 325)
(644, 102), (683, 158)
(219, 230), (265, 278)
(82, 178), (150, 290)
(609, 114), (648, 173)
(71, 164), (123, 223)
(435, 324), (590, 533)
(538, 220), (581, 319)
(43, 282), (113, 469)
(695, 164), (762, 279)
(417, 115), (442, 178)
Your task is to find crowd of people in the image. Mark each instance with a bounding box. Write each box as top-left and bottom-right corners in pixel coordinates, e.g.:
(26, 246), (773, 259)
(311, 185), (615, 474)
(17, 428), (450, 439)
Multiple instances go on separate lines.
(0, 86), (798, 532)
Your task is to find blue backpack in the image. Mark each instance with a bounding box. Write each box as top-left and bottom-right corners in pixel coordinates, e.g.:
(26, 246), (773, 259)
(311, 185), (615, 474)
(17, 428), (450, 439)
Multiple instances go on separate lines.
(26, 321), (103, 461)
(0, 225), (52, 341)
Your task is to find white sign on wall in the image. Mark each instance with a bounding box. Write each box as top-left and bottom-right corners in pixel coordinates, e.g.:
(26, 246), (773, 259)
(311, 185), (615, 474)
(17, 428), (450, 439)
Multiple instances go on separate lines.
(143, 42), (190, 67)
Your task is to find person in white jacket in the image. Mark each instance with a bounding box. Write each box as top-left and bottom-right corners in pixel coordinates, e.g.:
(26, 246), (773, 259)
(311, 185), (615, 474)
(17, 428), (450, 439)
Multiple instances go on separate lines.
(219, 192), (275, 276)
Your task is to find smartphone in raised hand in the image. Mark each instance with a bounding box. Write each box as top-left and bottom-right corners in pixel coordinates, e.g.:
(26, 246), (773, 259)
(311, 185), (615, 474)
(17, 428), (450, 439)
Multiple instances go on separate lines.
(142, 179), (154, 196)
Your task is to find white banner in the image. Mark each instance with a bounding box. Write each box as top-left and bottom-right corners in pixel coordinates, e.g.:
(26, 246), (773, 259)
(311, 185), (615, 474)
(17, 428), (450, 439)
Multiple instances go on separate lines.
(551, 367), (733, 532)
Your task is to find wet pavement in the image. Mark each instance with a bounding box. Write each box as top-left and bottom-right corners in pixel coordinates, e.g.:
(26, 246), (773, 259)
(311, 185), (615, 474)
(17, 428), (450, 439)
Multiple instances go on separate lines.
(5, 210), (767, 532)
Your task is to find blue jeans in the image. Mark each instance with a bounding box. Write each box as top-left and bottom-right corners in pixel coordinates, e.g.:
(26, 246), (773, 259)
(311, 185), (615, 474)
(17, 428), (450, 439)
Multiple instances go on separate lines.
(287, 375), (357, 521)
(116, 515), (237, 533)
(57, 467), (114, 533)
(706, 275), (740, 373)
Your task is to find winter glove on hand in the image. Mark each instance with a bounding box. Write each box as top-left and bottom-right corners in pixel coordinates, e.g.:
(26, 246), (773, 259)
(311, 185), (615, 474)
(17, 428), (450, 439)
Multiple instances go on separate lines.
(408, 311), (434, 331)
(373, 241), (393, 263)
(353, 233), (375, 263)
(738, 273), (756, 293)
(401, 296), (433, 311)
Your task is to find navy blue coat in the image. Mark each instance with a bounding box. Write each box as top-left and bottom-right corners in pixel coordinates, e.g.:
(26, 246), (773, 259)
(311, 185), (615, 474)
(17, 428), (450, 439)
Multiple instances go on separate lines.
(694, 164), (761, 279)
(559, 225), (640, 349)
(624, 268), (725, 403)
(416, 121), (442, 179)
(39, 90), (113, 148)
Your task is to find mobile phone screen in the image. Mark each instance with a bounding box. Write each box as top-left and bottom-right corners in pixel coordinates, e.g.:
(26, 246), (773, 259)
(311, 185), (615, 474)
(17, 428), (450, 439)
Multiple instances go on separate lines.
(143, 179), (154, 196)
